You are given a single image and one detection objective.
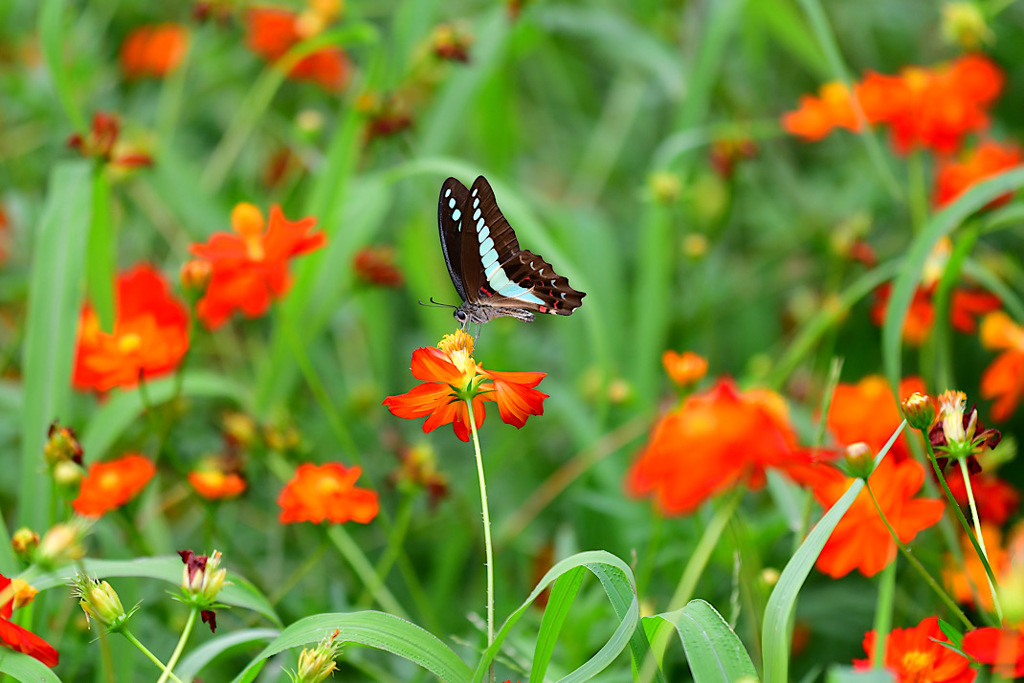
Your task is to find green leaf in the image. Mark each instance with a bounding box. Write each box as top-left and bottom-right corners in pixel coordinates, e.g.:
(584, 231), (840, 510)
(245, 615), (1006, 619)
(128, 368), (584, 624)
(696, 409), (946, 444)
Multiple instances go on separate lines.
(176, 628), (280, 682)
(759, 414), (913, 683)
(883, 166), (1024, 391)
(528, 567), (587, 683)
(80, 372), (251, 461)
(825, 666), (895, 683)
(0, 651), (63, 683)
(472, 550), (657, 683)
(644, 600), (757, 682)
(86, 170), (115, 331)
(38, 0), (85, 131)
(20, 160), (93, 530)
(228, 611), (472, 683)
(24, 556), (281, 626)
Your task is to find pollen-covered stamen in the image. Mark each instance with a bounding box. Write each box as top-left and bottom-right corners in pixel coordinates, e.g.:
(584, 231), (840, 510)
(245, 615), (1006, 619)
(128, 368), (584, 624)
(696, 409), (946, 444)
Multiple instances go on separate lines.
(231, 203), (267, 261)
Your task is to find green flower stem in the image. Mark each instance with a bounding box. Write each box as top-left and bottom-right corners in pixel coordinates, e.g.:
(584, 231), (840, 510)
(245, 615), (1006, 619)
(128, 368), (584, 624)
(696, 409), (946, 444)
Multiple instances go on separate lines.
(156, 606), (196, 683)
(359, 492), (414, 608)
(864, 483), (972, 630)
(465, 398), (495, 683)
(922, 436), (1001, 602)
(122, 627), (184, 683)
(958, 457), (1004, 622)
(326, 524), (407, 619)
(907, 150), (928, 233)
(872, 560), (896, 668)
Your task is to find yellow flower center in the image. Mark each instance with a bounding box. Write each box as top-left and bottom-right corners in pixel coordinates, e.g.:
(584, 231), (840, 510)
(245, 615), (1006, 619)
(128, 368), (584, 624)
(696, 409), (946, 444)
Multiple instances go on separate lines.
(438, 329), (478, 379)
(117, 333), (142, 354)
(899, 649), (935, 680)
(231, 203), (266, 261)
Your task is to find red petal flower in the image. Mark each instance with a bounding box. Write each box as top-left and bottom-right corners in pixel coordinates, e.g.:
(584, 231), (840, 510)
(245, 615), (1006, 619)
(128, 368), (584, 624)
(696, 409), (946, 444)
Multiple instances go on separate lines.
(278, 463), (379, 524)
(73, 454), (156, 517)
(827, 376), (927, 462)
(962, 625), (1024, 678)
(810, 456), (943, 577)
(73, 265), (189, 392)
(781, 82), (860, 141)
(384, 330), (547, 442)
(626, 378), (807, 515)
(190, 203), (325, 329)
(944, 469), (1020, 525)
(935, 140), (1022, 209)
(854, 616), (975, 682)
(245, 8), (351, 92)
(980, 312), (1024, 421)
(0, 575), (59, 667)
(120, 23), (189, 79)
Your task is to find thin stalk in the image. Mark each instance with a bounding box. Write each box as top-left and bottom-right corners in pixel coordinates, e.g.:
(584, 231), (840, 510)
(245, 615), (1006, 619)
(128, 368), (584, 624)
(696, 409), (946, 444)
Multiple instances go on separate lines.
(359, 492), (414, 608)
(871, 561), (896, 669)
(121, 630), (182, 682)
(466, 398), (495, 683)
(958, 457), (1004, 621)
(864, 483), (972, 629)
(908, 150), (929, 233)
(155, 607), (196, 683)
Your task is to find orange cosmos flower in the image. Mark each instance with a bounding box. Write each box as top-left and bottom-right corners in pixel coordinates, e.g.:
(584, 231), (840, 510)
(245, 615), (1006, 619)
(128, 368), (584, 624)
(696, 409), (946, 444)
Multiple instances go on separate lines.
(935, 140), (1022, 209)
(120, 23), (189, 79)
(246, 7), (351, 92)
(781, 81), (860, 141)
(73, 265), (190, 392)
(278, 463), (379, 524)
(73, 454), (156, 517)
(827, 376), (927, 462)
(854, 616), (975, 683)
(0, 575), (58, 667)
(383, 329), (548, 442)
(626, 378), (808, 515)
(189, 203), (326, 329)
(962, 625), (1024, 678)
(661, 350), (707, 387)
(809, 455), (943, 577)
(980, 311), (1024, 421)
(188, 463), (247, 501)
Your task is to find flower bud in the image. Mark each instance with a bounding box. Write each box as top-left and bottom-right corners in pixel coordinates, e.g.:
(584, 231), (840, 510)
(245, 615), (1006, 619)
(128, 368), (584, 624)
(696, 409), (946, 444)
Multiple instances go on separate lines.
(941, 2), (993, 49)
(294, 629), (343, 683)
(11, 528), (39, 557)
(72, 575), (129, 630)
(52, 460), (84, 489)
(36, 519), (89, 568)
(840, 442), (875, 480)
(44, 421), (83, 466)
(180, 259), (212, 292)
(901, 392), (935, 431)
(662, 351), (707, 388)
(648, 171), (682, 204)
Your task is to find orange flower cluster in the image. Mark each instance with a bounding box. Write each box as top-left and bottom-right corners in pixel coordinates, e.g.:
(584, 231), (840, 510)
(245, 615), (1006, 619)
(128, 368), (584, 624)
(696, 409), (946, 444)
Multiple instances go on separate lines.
(806, 456), (944, 577)
(0, 575), (58, 667)
(980, 312), (1024, 421)
(73, 454), (156, 517)
(944, 524), (1022, 613)
(120, 23), (189, 80)
(827, 376), (925, 462)
(783, 54), (1003, 155)
(383, 329), (548, 442)
(944, 469), (1020, 525)
(188, 469), (246, 501)
(854, 616), (974, 682)
(189, 203), (326, 329)
(661, 350), (707, 387)
(278, 463), (379, 524)
(626, 379), (808, 515)
(245, 6), (351, 92)
(73, 265), (190, 392)
(935, 140), (1022, 209)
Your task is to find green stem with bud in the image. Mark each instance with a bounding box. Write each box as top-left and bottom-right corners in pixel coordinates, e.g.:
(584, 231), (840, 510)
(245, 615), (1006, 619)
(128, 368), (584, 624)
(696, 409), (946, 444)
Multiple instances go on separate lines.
(864, 483), (973, 629)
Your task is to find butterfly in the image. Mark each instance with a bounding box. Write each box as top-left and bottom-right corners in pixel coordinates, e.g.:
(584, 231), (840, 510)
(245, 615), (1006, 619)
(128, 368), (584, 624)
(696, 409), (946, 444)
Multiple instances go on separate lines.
(437, 175), (586, 326)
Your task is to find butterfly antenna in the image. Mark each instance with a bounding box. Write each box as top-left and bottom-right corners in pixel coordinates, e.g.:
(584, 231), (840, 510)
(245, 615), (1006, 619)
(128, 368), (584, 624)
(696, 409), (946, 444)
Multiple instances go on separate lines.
(418, 298), (458, 310)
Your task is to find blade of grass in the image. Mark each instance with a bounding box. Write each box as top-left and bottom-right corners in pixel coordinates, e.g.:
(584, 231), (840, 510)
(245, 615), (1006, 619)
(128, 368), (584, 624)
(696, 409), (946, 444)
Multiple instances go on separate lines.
(38, 0), (86, 131)
(87, 169), (115, 331)
(20, 160), (92, 530)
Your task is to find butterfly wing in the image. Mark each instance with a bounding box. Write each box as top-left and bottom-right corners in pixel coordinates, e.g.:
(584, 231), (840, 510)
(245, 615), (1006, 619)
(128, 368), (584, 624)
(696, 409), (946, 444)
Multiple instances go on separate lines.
(459, 176), (585, 317)
(438, 177), (473, 303)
